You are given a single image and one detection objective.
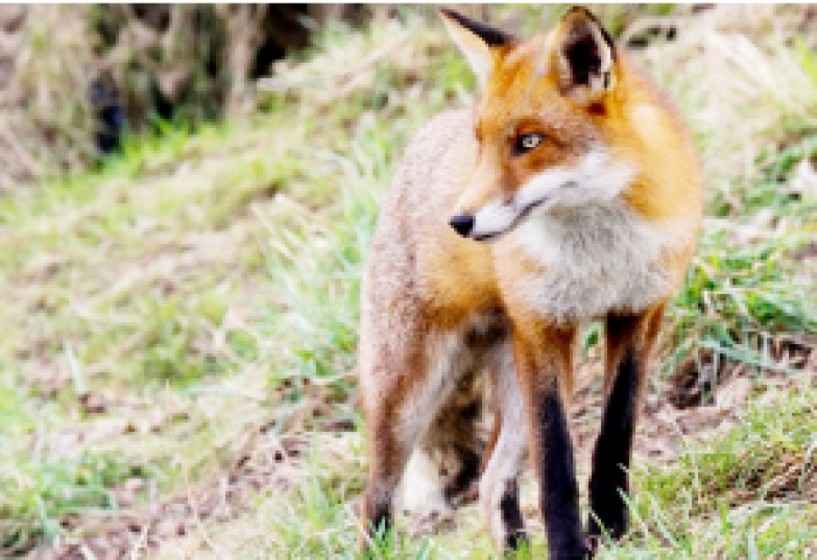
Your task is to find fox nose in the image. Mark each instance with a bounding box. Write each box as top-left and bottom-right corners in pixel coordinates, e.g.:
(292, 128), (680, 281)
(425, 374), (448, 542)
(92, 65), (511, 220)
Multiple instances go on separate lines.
(449, 214), (474, 237)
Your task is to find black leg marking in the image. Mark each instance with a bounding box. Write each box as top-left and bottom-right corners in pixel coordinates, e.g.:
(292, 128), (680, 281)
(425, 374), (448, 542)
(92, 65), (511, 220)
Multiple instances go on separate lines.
(362, 485), (394, 549)
(499, 479), (527, 552)
(538, 389), (589, 560)
(588, 348), (640, 541)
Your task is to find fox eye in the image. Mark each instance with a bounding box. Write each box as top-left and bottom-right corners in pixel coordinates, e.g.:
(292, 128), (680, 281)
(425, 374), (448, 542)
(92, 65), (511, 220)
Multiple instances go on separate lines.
(512, 133), (544, 155)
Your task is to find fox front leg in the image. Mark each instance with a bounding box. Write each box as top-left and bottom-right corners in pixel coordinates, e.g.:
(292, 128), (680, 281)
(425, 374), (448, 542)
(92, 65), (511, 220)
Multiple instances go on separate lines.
(513, 323), (589, 560)
(587, 303), (665, 546)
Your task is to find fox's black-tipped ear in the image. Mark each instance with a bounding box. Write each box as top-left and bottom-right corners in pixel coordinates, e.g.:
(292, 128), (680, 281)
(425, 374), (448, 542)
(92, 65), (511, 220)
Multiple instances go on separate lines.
(555, 7), (616, 103)
(438, 8), (515, 84)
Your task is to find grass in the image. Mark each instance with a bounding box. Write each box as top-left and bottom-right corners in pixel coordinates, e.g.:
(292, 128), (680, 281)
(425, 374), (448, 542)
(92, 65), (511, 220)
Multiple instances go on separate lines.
(155, 386), (817, 559)
(612, 385), (817, 559)
(0, 452), (145, 553)
(0, 4), (815, 558)
(1, 11), (456, 554)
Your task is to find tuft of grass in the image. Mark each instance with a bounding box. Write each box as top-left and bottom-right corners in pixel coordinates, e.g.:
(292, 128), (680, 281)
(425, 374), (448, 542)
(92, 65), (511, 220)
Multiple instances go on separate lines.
(639, 387), (817, 516)
(0, 452), (146, 555)
(602, 385), (817, 558)
(667, 225), (817, 378)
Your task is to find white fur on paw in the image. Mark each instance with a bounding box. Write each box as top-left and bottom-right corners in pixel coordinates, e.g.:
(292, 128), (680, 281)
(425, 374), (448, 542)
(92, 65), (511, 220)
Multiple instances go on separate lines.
(398, 449), (456, 535)
(406, 508), (456, 536)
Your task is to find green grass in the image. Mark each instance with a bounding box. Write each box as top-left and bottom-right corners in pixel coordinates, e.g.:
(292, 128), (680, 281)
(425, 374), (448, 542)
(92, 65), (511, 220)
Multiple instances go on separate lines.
(148, 386), (816, 559)
(608, 386), (817, 559)
(667, 224), (817, 380)
(0, 452), (145, 554)
(1, 5), (816, 558)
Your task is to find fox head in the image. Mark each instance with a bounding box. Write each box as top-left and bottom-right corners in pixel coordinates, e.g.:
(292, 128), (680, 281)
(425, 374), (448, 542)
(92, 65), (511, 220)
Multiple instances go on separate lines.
(440, 7), (636, 241)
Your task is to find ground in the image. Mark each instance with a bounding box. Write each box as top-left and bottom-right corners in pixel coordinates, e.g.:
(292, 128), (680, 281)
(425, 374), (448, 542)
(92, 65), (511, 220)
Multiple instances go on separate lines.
(1, 5), (816, 559)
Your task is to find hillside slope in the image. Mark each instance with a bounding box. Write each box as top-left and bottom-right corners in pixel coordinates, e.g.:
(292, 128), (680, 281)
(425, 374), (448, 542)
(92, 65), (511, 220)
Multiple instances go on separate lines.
(2, 6), (815, 559)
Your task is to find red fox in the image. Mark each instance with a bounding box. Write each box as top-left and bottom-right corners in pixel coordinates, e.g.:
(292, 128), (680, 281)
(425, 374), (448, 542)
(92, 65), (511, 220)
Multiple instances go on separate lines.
(357, 6), (702, 559)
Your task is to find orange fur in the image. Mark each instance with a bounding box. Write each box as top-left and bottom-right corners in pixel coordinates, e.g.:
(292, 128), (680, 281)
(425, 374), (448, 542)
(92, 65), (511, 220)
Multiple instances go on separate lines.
(358, 7), (703, 558)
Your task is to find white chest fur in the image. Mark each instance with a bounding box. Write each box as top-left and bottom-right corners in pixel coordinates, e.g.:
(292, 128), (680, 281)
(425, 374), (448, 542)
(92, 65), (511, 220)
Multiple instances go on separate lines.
(509, 201), (677, 323)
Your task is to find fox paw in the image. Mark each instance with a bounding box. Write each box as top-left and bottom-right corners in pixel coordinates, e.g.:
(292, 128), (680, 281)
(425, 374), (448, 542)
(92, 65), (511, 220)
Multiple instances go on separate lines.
(404, 507), (456, 536)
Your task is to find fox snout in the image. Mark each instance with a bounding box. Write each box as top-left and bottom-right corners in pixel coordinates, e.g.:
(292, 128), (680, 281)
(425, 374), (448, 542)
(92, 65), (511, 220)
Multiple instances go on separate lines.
(450, 199), (543, 242)
(449, 200), (521, 242)
(451, 176), (514, 241)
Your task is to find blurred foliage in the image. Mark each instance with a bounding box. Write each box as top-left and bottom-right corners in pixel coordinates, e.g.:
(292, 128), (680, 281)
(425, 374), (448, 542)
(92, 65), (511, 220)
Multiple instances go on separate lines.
(0, 5), (389, 192)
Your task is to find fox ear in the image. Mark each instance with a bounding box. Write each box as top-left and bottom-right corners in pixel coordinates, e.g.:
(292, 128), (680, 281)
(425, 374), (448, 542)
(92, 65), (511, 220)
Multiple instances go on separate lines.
(555, 7), (616, 102)
(439, 8), (515, 85)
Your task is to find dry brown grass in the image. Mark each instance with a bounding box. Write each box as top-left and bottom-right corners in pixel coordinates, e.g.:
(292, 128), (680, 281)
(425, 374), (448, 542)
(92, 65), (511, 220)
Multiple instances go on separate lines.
(0, 5), (96, 190)
(0, 5), (324, 192)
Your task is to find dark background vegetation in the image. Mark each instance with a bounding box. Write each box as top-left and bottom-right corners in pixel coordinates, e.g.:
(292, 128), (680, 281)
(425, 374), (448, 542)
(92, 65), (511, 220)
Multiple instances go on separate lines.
(0, 4), (389, 190)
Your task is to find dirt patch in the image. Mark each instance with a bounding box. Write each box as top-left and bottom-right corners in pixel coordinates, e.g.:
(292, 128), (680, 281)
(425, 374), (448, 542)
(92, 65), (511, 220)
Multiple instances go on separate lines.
(666, 353), (721, 409)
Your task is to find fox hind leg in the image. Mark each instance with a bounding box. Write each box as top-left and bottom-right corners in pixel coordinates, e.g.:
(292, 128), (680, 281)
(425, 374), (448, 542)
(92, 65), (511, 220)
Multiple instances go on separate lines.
(400, 364), (492, 533)
(358, 328), (467, 549)
(479, 343), (529, 553)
